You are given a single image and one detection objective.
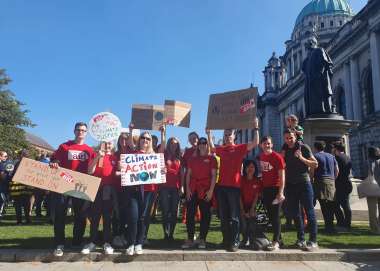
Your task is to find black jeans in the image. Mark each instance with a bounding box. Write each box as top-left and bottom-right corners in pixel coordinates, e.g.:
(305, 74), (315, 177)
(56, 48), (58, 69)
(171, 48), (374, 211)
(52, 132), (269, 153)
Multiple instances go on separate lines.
(52, 193), (88, 246)
(319, 199), (336, 231)
(14, 194), (31, 223)
(186, 192), (212, 240)
(33, 189), (45, 216)
(335, 193), (352, 228)
(216, 186), (241, 246)
(285, 181), (317, 242)
(142, 191), (157, 243)
(262, 187), (282, 242)
(159, 187), (180, 239)
(89, 186), (114, 244)
(123, 187), (144, 246)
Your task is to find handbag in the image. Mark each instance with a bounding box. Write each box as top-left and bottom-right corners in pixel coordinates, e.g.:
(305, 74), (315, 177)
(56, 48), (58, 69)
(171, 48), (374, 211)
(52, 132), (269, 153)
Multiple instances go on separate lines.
(357, 173), (380, 198)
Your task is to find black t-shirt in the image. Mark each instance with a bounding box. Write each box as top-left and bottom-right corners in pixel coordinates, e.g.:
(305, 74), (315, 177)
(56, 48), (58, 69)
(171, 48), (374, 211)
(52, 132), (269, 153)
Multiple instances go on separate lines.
(335, 153), (351, 183)
(284, 144), (312, 184)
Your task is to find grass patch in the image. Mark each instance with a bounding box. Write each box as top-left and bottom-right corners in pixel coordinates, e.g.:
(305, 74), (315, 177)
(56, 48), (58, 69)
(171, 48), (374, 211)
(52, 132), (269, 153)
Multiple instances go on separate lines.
(0, 205), (379, 249)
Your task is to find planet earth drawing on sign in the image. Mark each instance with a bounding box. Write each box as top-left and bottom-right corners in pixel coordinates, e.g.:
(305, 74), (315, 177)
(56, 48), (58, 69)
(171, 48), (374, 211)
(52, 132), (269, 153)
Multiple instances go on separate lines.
(154, 112), (164, 121)
(139, 172), (150, 182)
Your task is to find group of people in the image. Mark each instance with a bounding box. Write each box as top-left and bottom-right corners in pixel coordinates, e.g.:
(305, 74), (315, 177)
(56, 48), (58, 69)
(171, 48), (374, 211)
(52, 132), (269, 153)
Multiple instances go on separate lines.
(2, 113), (376, 257)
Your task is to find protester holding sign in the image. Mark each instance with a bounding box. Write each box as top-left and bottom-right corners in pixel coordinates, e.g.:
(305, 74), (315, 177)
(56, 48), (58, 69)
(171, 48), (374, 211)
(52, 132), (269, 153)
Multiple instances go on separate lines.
(121, 123), (165, 256)
(182, 137), (217, 249)
(49, 122), (95, 257)
(159, 136), (182, 243)
(206, 117), (259, 252)
(81, 141), (118, 255)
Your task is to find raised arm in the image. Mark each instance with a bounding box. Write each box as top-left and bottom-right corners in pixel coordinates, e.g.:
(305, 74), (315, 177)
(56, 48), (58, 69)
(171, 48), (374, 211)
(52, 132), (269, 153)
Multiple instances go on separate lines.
(206, 129), (216, 153)
(295, 150), (318, 169)
(247, 117), (260, 152)
(127, 123), (135, 150)
(158, 125), (166, 154)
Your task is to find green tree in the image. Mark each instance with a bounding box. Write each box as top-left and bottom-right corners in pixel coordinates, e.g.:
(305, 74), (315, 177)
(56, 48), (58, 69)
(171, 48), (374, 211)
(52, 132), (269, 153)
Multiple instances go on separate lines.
(0, 69), (35, 159)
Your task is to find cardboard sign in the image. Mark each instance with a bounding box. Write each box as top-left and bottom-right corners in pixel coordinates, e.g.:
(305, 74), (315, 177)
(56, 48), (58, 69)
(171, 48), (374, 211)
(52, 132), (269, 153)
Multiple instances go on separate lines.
(89, 112), (122, 142)
(12, 158), (101, 201)
(132, 104), (165, 130)
(164, 100), (191, 127)
(120, 153), (166, 186)
(206, 87), (258, 130)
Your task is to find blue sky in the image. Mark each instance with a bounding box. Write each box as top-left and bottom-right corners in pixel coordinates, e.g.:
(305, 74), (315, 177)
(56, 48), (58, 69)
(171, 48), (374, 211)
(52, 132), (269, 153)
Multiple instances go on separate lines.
(1, 0), (367, 149)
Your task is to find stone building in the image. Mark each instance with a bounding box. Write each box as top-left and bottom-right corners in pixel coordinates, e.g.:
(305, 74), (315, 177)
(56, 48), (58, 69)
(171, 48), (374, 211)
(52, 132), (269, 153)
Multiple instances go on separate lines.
(237, 0), (380, 178)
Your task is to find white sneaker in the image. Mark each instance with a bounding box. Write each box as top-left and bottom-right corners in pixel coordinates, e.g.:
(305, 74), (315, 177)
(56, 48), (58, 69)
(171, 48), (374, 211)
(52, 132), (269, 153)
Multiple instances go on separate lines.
(81, 242), (96, 254)
(134, 244), (143, 255)
(53, 245), (64, 257)
(126, 245), (134, 256)
(103, 243), (114, 255)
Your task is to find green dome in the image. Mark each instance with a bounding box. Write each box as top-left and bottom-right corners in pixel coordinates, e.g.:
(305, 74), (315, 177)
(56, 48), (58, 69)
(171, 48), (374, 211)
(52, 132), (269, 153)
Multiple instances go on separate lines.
(295, 0), (353, 26)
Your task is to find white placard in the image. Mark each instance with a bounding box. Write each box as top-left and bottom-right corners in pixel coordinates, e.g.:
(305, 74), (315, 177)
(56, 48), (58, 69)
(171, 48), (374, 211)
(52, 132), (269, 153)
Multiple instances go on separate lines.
(89, 112), (122, 142)
(120, 153), (166, 186)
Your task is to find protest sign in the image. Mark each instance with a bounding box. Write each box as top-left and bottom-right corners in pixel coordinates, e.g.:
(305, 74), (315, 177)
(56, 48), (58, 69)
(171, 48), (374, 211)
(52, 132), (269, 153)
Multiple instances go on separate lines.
(120, 153), (166, 186)
(89, 112), (122, 142)
(164, 100), (191, 127)
(12, 158), (101, 201)
(131, 104), (165, 130)
(206, 87), (258, 130)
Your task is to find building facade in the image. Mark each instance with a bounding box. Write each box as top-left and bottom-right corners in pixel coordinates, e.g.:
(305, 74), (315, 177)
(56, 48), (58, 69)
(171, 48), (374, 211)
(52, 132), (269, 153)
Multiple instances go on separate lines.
(238, 0), (380, 178)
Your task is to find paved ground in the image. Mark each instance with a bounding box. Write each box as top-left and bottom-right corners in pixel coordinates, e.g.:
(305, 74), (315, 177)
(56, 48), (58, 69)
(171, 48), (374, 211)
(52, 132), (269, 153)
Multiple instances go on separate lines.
(0, 261), (379, 271)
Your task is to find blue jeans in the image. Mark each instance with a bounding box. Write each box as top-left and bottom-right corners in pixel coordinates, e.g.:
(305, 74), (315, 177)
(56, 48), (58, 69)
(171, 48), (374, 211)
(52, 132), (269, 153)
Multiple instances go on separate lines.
(123, 187), (144, 246)
(285, 181), (317, 242)
(216, 186), (241, 246)
(142, 191), (157, 242)
(159, 187), (180, 239)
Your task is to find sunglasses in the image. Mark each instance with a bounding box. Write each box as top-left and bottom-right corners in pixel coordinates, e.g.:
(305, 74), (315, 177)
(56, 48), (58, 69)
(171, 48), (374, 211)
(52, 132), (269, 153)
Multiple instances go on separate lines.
(140, 136), (151, 141)
(199, 141), (208, 145)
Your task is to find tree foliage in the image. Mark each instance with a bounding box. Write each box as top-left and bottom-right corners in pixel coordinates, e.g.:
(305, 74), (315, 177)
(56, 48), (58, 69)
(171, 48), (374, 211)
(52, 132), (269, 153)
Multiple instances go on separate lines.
(0, 69), (35, 159)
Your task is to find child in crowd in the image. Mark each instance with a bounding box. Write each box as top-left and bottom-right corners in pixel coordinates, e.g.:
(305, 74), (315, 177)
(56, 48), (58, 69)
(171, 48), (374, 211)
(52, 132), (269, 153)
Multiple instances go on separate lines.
(240, 159), (262, 247)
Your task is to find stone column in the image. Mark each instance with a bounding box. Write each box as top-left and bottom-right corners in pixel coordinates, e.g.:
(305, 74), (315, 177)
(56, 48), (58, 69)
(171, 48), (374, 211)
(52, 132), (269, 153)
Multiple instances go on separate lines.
(350, 57), (362, 120)
(370, 31), (380, 112)
(344, 61), (354, 119)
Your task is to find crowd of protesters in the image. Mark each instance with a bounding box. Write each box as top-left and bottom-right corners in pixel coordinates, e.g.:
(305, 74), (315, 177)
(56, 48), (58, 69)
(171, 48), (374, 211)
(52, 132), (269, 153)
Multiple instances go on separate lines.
(1, 114), (379, 257)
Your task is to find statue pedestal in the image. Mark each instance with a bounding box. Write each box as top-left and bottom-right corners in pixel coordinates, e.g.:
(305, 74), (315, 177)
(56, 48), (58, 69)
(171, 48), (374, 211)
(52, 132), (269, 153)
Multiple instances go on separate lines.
(302, 117), (359, 152)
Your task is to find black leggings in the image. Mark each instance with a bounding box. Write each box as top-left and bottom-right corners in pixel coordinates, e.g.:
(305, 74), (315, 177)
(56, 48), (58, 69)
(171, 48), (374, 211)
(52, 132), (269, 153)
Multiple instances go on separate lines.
(262, 187), (282, 242)
(186, 192), (212, 240)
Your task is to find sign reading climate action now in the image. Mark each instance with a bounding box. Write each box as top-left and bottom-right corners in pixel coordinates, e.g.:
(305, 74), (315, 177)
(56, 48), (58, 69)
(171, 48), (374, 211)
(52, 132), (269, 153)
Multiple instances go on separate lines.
(120, 153), (166, 186)
(12, 158), (101, 201)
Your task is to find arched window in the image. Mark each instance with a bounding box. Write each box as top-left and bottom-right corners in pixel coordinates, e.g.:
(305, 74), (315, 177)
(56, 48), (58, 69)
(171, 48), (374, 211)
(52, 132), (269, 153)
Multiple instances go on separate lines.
(334, 86), (346, 117)
(361, 67), (375, 117)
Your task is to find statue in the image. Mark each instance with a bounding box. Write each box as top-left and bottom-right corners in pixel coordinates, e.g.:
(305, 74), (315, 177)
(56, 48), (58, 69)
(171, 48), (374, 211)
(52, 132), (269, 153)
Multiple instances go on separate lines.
(302, 36), (334, 116)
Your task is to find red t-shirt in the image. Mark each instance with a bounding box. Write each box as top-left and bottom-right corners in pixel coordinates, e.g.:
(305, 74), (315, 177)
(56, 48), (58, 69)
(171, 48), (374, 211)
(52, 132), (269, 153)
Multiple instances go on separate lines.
(182, 147), (196, 168)
(216, 144), (248, 188)
(53, 140), (95, 173)
(162, 158), (181, 189)
(93, 154), (118, 187)
(240, 176), (262, 209)
(259, 151), (285, 187)
(188, 155), (217, 198)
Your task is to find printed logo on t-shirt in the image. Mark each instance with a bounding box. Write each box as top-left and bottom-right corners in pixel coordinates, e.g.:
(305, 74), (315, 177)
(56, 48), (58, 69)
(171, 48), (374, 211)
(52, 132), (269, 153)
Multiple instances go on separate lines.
(68, 150), (89, 162)
(260, 161), (273, 172)
(203, 159), (210, 163)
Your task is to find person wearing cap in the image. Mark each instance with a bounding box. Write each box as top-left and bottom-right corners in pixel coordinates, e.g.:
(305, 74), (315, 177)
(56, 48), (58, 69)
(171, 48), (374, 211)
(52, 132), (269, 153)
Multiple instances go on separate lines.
(207, 118), (259, 252)
(182, 137), (217, 249)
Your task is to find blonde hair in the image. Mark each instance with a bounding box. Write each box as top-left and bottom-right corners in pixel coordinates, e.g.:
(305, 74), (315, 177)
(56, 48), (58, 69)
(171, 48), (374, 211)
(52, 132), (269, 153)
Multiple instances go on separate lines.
(138, 132), (155, 154)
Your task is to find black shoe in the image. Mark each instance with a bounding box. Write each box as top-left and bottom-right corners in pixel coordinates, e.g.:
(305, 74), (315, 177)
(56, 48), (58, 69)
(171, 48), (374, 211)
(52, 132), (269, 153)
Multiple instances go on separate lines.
(229, 243), (239, 252)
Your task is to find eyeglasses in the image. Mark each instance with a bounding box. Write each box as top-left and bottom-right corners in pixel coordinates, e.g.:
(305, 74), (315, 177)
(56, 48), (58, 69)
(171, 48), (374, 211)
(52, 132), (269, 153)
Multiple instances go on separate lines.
(140, 136), (151, 141)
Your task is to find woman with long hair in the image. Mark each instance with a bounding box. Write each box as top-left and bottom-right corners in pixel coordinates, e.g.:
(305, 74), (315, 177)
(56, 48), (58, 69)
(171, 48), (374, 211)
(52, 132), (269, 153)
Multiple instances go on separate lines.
(81, 141), (117, 255)
(159, 136), (182, 242)
(122, 124), (164, 255)
(182, 137), (217, 249)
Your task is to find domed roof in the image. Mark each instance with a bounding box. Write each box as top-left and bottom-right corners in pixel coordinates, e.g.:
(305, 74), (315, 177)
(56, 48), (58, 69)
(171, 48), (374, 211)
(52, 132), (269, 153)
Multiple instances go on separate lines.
(295, 0), (353, 26)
